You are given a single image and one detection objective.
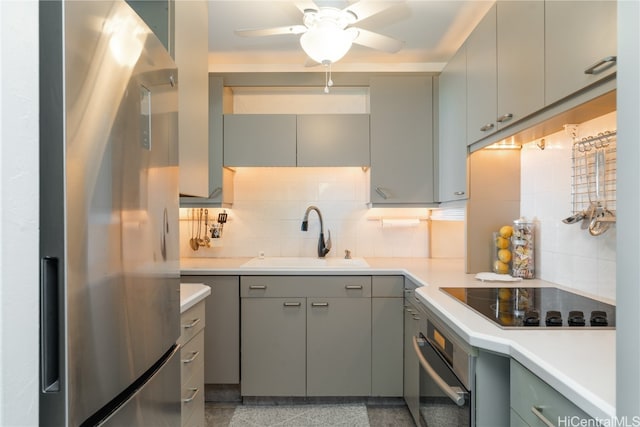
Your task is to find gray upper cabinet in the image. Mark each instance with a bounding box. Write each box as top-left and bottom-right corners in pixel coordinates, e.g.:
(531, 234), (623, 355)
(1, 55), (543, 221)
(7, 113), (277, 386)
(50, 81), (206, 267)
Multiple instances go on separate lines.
(545, 1), (617, 106)
(297, 114), (370, 167)
(438, 44), (468, 203)
(180, 76), (235, 206)
(466, 1), (545, 145)
(466, 3), (497, 145)
(496, 1), (544, 130)
(223, 114), (297, 166)
(370, 76), (435, 206)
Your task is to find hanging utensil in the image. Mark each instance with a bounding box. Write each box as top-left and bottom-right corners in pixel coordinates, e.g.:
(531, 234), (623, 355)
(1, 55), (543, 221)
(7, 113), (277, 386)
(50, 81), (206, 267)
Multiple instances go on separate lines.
(204, 209), (210, 246)
(218, 211), (228, 225)
(189, 208), (199, 250)
(581, 145), (597, 230)
(196, 208), (203, 246)
(589, 148), (615, 236)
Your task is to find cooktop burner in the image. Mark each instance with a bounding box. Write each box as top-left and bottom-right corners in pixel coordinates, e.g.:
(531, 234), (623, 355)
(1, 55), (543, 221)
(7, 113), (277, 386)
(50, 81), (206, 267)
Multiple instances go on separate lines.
(440, 287), (615, 329)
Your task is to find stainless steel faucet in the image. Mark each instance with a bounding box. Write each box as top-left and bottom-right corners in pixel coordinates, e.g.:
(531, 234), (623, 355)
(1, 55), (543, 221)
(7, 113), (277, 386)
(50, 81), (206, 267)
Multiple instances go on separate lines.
(301, 205), (332, 258)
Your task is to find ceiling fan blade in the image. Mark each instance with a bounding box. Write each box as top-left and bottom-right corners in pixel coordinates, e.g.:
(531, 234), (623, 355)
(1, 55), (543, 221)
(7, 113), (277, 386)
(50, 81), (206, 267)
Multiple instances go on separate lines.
(352, 28), (404, 53)
(294, 0), (319, 14)
(235, 25), (307, 37)
(344, 1), (401, 22)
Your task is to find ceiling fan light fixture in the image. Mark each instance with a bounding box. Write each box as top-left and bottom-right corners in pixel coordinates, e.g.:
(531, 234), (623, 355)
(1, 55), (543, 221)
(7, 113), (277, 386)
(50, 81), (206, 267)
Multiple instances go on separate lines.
(299, 24), (356, 64)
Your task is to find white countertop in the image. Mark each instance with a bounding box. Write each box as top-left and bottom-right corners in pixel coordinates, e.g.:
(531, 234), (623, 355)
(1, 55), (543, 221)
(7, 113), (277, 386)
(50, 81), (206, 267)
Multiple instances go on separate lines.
(180, 282), (211, 313)
(180, 256), (615, 419)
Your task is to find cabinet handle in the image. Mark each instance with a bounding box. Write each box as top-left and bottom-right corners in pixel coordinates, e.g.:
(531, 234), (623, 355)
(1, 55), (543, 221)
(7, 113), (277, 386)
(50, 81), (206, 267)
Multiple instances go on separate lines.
(311, 302), (329, 307)
(208, 187), (222, 199)
(480, 123), (495, 132)
(345, 285), (363, 290)
(249, 285), (267, 290)
(453, 191), (465, 196)
(584, 55), (617, 75)
(375, 187), (389, 200)
(413, 336), (466, 406)
(182, 318), (200, 329)
(412, 315), (420, 320)
(182, 351), (200, 364)
(496, 113), (513, 123)
(283, 302), (301, 307)
(182, 388), (199, 404)
(531, 406), (556, 427)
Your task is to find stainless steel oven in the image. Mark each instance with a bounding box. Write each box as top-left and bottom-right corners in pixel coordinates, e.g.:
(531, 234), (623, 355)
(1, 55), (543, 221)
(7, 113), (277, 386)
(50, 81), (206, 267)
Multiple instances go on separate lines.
(405, 286), (476, 427)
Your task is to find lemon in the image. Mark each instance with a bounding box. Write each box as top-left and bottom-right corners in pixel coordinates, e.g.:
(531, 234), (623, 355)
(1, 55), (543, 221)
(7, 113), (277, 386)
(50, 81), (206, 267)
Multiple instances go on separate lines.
(498, 249), (512, 263)
(495, 236), (510, 249)
(494, 260), (509, 274)
(499, 225), (514, 239)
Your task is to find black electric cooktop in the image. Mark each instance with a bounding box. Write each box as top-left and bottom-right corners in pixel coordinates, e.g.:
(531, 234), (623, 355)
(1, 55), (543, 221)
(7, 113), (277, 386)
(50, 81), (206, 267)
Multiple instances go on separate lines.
(440, 287), (616, 329)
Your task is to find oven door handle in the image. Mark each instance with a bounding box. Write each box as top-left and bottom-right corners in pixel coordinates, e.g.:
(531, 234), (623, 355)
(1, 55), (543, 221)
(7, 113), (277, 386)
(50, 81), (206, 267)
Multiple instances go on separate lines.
(413, 336), (467, 407)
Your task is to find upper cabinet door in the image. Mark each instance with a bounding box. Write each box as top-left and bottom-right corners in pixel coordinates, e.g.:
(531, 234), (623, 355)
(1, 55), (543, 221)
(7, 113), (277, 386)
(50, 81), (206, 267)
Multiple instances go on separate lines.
(297, 114), (370, 167)
(545, 1), (617, 105)
(466, 3), (497, 145)
(496, 1), (544, 130)
(174, 0), (209, 197)
(438, 45), (468, 203)
(223, 115), (297, 167)
(370, 76), (435, 206)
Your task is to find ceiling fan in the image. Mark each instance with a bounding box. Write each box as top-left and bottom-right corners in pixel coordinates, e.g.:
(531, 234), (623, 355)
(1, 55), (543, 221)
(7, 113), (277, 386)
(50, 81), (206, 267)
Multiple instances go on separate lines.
(234, 1), (405, 66)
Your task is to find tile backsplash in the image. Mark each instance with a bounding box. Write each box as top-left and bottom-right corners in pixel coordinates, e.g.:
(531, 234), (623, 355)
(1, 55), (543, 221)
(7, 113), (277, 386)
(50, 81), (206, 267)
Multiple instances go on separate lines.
(519, 111), (616, 300)
(180, 167), (432, 259)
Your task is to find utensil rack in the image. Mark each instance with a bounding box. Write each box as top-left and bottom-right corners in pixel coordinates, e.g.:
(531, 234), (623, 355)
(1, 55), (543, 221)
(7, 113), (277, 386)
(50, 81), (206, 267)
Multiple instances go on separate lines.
(570, 130), (617, 215)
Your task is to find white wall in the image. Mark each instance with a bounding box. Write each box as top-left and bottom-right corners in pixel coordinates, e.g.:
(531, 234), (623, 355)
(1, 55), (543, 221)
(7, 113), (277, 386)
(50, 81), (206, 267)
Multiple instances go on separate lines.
(180, 167), (431, 258)
(0, 1), (40, 425)
(520, 112), (617, 300)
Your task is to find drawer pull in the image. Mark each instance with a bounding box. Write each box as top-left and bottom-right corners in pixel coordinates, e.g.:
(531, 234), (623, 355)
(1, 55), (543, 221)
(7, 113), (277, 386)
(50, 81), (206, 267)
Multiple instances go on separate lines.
(375, 187), (389, 200)
(283, 302), (302, 307)
(531, 406), (555, 427)
(311, 302), (329, 307)
(480, 123), (495, 132)
(182, 387), (199, 404)
(249, 285), (267, 290)
(496, 113), (513, 123)
(182, 318), (200, 329)
(453, 191), (465, 196)
(181, 351), (200, 364)
(584, 55), (616, 75)
(345, 285), (363, 290)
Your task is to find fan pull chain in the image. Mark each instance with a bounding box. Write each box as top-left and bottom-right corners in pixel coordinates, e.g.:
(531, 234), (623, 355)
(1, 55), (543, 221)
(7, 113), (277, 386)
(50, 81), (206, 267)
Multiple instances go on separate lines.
(323, 62), (334, 94)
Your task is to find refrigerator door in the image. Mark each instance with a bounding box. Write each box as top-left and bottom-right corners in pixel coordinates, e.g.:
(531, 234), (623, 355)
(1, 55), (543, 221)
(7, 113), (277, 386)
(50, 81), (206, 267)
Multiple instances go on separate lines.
(39, 1), (180, 425)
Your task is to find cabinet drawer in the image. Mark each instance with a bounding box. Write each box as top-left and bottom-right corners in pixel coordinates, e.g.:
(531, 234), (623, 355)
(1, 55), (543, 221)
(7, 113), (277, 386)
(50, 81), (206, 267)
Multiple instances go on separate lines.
(181, 357), (204, 427)
(178, 301), (205, 346)
(510, 359), (594, 426)
(241, 276), (372, 298)
(181, 330), (204, 386)
(372, 276), (404, 297)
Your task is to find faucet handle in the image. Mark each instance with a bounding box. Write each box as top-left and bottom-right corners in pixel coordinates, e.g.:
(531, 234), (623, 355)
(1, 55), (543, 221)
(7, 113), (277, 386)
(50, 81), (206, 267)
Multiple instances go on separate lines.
(326, 230), (332, 252)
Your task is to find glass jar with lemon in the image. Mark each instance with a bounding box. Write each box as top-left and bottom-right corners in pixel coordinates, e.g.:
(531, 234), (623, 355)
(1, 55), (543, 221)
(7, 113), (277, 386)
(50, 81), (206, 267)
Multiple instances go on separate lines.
(492, 225), (513, 274)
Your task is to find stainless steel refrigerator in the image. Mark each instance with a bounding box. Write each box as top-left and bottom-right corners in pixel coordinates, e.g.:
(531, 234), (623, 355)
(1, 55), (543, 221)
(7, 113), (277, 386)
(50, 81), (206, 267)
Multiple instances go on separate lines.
(39, 1), (181, 425)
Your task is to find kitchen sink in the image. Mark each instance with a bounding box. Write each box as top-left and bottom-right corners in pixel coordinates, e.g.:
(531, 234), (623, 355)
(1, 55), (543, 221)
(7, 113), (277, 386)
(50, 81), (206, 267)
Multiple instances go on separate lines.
(240, 256), (369, 269)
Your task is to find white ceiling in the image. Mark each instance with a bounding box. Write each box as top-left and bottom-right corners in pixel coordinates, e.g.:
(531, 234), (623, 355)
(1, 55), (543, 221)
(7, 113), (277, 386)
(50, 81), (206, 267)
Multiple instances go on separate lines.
(207, 0), (495, 73)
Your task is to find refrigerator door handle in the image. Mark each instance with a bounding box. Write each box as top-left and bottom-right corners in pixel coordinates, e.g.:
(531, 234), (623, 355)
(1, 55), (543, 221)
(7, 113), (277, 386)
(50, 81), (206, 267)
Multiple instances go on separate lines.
(40, 256), (60, 392)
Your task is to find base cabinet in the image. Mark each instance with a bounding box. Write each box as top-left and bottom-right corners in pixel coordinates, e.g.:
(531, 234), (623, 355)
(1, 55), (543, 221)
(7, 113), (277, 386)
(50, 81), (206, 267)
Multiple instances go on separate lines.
(240, 276), (373, 397)
(179, 300), (206, 427)
(180, 276), (240, 384)
(241, 298), (306, 396)
(510, 359), (595, 426)
(306, 298), (371, 396)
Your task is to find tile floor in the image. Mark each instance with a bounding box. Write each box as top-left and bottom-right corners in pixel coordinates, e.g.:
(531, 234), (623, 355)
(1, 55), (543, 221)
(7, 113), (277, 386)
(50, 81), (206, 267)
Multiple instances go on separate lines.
(205, 402), (416, 427)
